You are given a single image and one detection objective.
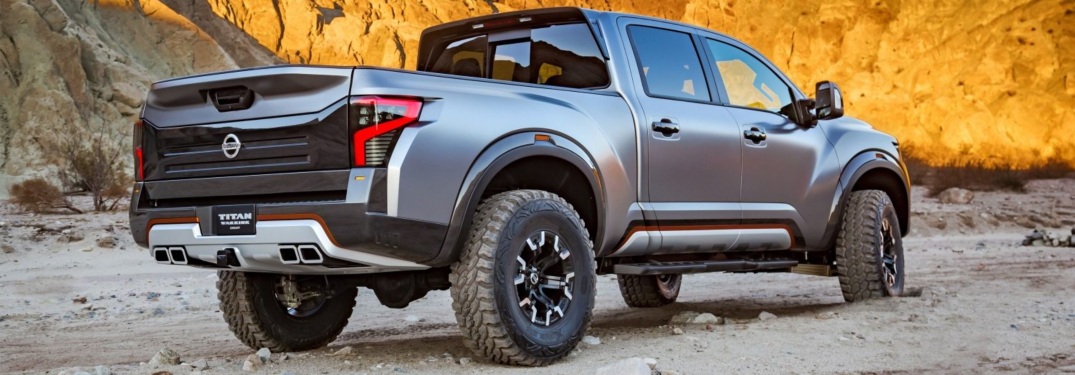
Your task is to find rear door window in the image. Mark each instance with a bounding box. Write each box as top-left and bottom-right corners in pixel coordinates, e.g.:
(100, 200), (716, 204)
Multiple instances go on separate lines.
(428, 23), (609, 89)
(627, 26), (710, 102)
(430, 35), (488, 78)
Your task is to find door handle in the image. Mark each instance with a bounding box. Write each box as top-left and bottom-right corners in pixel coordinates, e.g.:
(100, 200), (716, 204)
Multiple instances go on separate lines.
(743, 127), (767, 143)
(652, 119), (680, 136)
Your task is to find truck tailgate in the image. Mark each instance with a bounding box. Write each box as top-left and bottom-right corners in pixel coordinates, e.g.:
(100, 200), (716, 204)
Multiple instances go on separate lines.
(140, 66), (353, 181)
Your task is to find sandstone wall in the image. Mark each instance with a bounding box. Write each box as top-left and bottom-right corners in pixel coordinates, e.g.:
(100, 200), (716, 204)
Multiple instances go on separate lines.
(1, 0), (1072, 189)
(0, 0), (276, 192)
(204, 0), (1075, 168)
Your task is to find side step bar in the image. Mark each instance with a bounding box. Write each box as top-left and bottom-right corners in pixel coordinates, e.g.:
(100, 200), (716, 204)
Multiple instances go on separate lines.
(614, 259), (799, 275)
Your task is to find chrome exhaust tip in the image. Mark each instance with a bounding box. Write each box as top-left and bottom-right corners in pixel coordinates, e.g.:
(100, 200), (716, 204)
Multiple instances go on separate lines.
(297, 245), (323, 264)
(168, 247), (188, 265)
(153, 247), (171, 264)
(279, 245), (300, 265)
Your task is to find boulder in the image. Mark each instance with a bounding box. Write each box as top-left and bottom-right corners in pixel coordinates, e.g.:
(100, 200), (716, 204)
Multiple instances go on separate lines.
(937, 188), (974, 204)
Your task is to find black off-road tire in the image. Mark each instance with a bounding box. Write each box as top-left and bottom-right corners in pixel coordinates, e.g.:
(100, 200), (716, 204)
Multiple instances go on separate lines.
(835, 190), (906, 302)
(449, 190), (596, 366)
(217, 271), (357, 352)
(617, 274), (681, 307)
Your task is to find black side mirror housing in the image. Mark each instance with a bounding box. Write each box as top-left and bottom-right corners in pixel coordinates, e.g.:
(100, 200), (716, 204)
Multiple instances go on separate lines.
(815, 81), (844, 120)
(780, 98), (817, 127)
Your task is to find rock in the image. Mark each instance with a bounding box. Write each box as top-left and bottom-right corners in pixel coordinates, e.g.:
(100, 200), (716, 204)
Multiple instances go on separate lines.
(256, 347), (272, 363)
(758, 311), (778, 321)
(642, 357), (658, 370)
(148, 348), (181, 366)
(94, 365), (111, 375)
(150, 372), (172, 375)
(670, 311), (724, 325)
(328, 346), (353, 356)
(690, 313), (724, 325)
(191, 358), (208, 370)
(1, 245), (14, 254)
(59, 231), (85, 243)
(669, 311), (701, 325)
(595, 357), (651, 375)
(96, 236), (116, 248)
(458, 357), (471, 365)
(937, 188), (974, 204)
(73, 296), (88, 304)
(242, 354), (262, 371)
(672, 327), (684, 335)
(582, 335), (602, 345)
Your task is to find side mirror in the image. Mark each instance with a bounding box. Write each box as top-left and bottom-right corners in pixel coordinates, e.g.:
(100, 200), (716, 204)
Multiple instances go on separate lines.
(815, 81), (844, 120)
(780, 98), (817, 127)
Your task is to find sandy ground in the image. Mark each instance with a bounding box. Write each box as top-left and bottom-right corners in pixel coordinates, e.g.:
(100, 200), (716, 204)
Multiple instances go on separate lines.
(1, 180), (1074, 374)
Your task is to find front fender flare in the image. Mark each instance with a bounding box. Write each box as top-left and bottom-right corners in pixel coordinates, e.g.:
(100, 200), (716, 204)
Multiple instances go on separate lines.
(817, 150), (910, 250)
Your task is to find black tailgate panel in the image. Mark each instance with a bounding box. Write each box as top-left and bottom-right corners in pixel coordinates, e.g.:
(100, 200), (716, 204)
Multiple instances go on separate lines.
(142, 100), (349, 180)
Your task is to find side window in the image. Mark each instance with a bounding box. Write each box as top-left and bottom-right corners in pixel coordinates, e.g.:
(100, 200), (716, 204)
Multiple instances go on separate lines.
(628, 26), (710, 102)
(705, 39), (792, 112)
(426, 24), (609, 88)
(429, 35), (487, 78)
(530, 23), (608, 88)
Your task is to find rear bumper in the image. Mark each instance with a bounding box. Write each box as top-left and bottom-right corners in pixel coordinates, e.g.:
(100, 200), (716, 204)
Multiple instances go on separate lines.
(129, 169), (448, 271)
(150, 220), (428, 274)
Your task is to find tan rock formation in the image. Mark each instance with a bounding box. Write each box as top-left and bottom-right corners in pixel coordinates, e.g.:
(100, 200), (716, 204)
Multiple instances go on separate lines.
(1, 0), (1072, 190)
(0, 0), (275, 191)
(203, 0), (1075, 168)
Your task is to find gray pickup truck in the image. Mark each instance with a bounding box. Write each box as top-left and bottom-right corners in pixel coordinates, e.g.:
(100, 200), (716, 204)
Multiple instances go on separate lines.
(131, 7), (910, 366)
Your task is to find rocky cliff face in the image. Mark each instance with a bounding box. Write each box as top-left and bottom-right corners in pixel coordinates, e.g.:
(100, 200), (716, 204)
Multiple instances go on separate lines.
(0, 0), (1072, 188)
(202, 0), (1075, 168)
(0, 0), (277, 189)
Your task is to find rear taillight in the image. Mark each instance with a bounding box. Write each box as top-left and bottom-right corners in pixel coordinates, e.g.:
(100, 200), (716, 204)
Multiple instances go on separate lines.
(133, 119), (145, 181)
(349, 96), (422, 167)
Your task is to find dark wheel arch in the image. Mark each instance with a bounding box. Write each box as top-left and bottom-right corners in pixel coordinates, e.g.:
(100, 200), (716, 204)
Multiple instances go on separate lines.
(428, 133), (605, 267)
(819, 152), (910, 251)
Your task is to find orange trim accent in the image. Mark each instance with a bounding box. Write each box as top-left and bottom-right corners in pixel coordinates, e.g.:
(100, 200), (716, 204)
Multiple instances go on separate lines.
(257, 213), (342, 247)
(614, 224), (796, 250)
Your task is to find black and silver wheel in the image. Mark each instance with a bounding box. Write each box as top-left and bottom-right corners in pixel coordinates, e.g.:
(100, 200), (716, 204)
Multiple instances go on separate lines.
(217, 271), (357, 351)
(835, 189), (906, 302)
(617, 274), (681, 307)
(450, 190), (595, 366)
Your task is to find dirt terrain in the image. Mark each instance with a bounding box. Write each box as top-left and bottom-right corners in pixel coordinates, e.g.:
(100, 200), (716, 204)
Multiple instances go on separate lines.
(1, 180), (1074, 375)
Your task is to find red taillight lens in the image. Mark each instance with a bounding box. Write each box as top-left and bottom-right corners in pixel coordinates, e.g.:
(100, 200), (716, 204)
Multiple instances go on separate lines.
(133, 119), (145, 181)
(349, 96), (422, 167)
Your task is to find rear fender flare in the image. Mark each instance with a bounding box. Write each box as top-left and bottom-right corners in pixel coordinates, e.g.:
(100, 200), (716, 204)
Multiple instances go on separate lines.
(427, 132), (605, 267)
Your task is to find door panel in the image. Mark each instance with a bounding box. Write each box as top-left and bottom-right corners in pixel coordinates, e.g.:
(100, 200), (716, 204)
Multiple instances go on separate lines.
(621, 23), (743, 238)
(703, 38), (840, 249)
